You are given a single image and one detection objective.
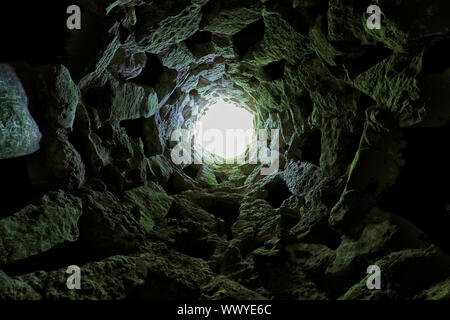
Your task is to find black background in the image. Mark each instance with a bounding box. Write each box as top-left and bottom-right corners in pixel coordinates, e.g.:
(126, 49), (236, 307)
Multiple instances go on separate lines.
(0, 1), (77, 63)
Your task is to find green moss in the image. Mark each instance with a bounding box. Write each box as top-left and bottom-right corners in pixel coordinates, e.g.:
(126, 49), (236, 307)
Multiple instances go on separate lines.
(123, 182), (173, 231)
(0, 64), (42, 159)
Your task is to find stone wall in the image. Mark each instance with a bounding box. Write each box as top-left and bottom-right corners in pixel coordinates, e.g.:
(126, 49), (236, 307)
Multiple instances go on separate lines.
(0, 0), (449, 300)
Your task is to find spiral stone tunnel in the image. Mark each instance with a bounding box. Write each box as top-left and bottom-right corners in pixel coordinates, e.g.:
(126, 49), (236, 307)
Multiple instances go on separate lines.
(0, 0), (450, 300)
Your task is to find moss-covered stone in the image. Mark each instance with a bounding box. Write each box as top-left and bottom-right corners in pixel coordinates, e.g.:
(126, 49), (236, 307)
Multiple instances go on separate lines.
(123, 182), (173, 231)
(26, 135), (86, 190)
(1, 242), (214, 300)
(33, 64), (79, 131)
(1, 0), (450, 301)
(0, 191), (82, 265)
(0, 64), (42, 159)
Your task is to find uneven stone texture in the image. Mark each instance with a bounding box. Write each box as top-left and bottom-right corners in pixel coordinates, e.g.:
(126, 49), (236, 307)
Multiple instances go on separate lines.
(84, 72), (156, 122)
(0, 64), (42, 159)
(78, 188), (145, 255)
(26, 135), (86, 190)
(31, 64), (79, 132)
(201, 276), (266, 300)
(340, 246), (450, 300)
(0, 191), (82, 265)
(1, 0), (450, 301)
(1, 242), (214, 300)
(123, 182), (173, 231)
(107, 48), (147, 80)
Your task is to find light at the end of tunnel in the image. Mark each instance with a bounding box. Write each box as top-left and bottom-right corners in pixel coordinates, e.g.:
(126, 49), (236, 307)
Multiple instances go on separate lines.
(195, 100), (254, 160)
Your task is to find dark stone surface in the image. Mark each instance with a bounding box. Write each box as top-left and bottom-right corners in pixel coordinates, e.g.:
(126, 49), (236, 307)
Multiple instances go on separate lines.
(0, 0), (449, 300)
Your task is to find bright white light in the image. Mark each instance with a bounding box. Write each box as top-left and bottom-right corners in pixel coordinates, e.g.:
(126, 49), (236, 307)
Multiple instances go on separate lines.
(195, 100), (254, 160)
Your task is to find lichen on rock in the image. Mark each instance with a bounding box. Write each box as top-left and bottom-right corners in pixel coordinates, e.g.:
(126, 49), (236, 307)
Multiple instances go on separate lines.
(1, 0), (450, 301)
(0, 64), (42, 159)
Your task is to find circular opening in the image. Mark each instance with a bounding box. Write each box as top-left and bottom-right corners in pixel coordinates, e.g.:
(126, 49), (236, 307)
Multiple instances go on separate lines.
(194, 99), (255, 161)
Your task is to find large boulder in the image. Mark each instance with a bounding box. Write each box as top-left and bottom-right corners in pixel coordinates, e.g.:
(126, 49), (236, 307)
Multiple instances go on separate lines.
(0, 64), (42, 159)
(78, 189), (145, 255)
(123, 182), (173, 231)
(26, 135), (86, 190)
(32, 64), (79, 132)
(1, 242), (214, 300)
(0, 191), (82, 266)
